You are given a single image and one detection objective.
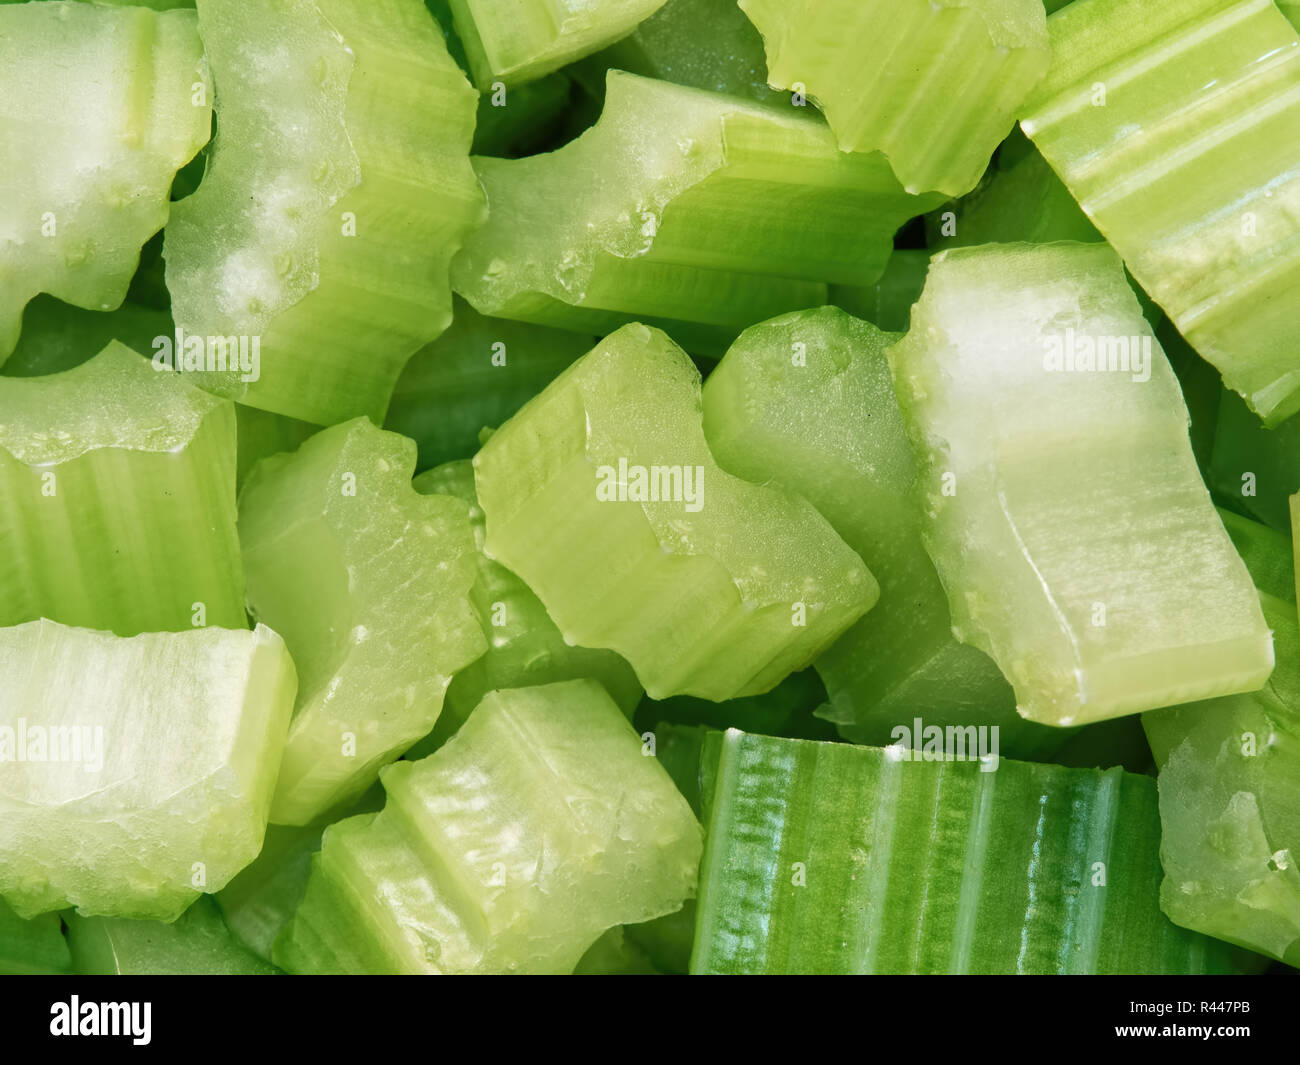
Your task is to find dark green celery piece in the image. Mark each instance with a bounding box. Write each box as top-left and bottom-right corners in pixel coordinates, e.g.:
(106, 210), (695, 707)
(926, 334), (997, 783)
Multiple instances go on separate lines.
(1021, 0), (1300, 425)
(572, 0), (783, 105)
(572, 927), (661, 975)
(635, 671), (834, 745)
(404, 459), (641, 760)
(1218, 508), (1295, 605)
(385, 299), (595, 471)
(829, 249), (930, 334)
(624, 904), (696, 975)
(452, 71), (942, 355)
(473, 74), (576, 158)
(239, 418), (486, 825)
(1160, 316), (1222, 476)
(691, 729), (1260, 974)
(235, 405), (318, 491)
(3, 296), (171, 379)
(0, 898), (71, 975)
(1210, 390), (1300, 533)
(65, 897), (278, 975)
(701, 306), (1063, 758)
(1284, 1), (1300, 31)
(0, 342), (244, 635)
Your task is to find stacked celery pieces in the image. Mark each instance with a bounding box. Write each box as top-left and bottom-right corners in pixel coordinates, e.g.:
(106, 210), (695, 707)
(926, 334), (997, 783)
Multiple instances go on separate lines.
(0, 0), (1297, 976)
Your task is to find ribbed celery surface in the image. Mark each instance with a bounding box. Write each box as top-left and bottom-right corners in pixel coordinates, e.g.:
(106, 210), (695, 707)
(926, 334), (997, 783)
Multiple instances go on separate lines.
(0, 343), (244, 635)
(740, 0), (1049, 196)
(238, 418), (486, 826)
(1022, 0), (1300, 425)
(692, 729), (1258, 974)
(0, 620), (297, 920)
(65, 897), (278, 975)
(275, 680), (701, 974)
(0, 898), (71, 975)
(0, 1), (211, 360)
(452, 71), (942, 353)
(165, 0), (484, 426)
(386, 299), (595, 471)
(407, 460), (640, 759)
(447, 0), (666, 89)
(703, 307), (1061, 757)
(473, 323), (878, 701)
(1142, 512), (1300, 965)
(889, 242), (1273, 726)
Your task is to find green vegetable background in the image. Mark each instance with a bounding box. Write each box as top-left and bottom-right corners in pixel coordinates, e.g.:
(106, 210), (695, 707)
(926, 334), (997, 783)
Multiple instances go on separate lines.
(0, 0), (1298, 976)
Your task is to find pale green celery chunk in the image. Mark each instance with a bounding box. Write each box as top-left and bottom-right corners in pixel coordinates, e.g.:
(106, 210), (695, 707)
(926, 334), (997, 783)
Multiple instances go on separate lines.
(1210, 391), (1300, 533)
(385, 298), (595, 471)
(3, 296), (172, 380)
(1021, 0), (1300, 425)
(1143, 513), (1300, 964)
(0, 342), (244, 635)
(407, 460), (640, 759)
(164, 0), (484, 426)
(474, 323), (877, 702)
(888, 242), (1273, 726)
(446, 0), (667, 89)
(0, 1), (211, 361)
(703, 307), (1063, 757)
(239, 418), (486, 826)
(275, 680), (701, 974)
(452, 71), (942, 354)
(0, 897), (71, 974)
(739, 0), (1049, 197)
(65, 896), (278, 975)
(0, 620), (296, 920)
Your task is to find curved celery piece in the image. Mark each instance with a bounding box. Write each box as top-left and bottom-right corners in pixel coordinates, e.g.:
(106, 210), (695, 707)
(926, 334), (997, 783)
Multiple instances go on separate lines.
(0, 1), (211, 361)
(239, 418), (486, 826)
(829, 249), (931, 334)
(888, 243), (1273, 726)
(406, 460), (640, 760)
(164, 0), (484, 426)
(0, 342), (244, 635)
(1021, 0), (1300, 425)
(1210, 391), (1300, 533)
(275, 680), (701, 974)
(65, 897), (278, 976)
(1143, 515), (1300, 965)
(702, 307), (1064, 757)
(385, 299), (595, 471)
(0, 898), (71, 975)
(474, 323), (878, 701)
(452, 71), (942, 354)
(446, 0), (667, 89)
(692, 729), (1261, 974)
(739, 0), (1050, 197)
(3, 296), (172, 380)
(0, 620), (296, 921)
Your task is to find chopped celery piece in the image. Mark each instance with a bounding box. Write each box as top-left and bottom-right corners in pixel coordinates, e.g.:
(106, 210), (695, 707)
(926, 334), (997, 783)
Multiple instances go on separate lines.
(572, 926), (661, 975)
(0, 342), (244, 635)
(0, 1), (211, 361)
(164, 0), (483, 426)
(452, 71), (941, 354)
(692, 729), (1258, 974)
(1284, 0), (1300, 31)
(739, 0), (1050, 196)
(472, 73), (575, 158)
(574, 0), (782, 105)
(1143, 513), (1300, 965)
(407, 460), (640, 760)
(65, 897), (278, 975)
(3, 296), (172, 380)
(239, 418), (486, 826)
(643, 722), (710, 817)
(0, 897), (71, 975)
(1021, 0), (1300, 425)
(474, 323), (877, 701)
(829, 249), (931, 334)
(1218, 507), (1295, 605)
(888, 243), (1272, 726)
(235, 405), (317, 491)
(1210, 391), (1300, 533)
(1160, 315), (1222, 476)
(446, 0), (667, 89)
(625, 902), (695, 975)
(0, 620), (296, 921)
(702, 306), (1063, 757)
(385, 298), (595, 471)
(275, 680), (701, 974)
(636, 670), (832, 744)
